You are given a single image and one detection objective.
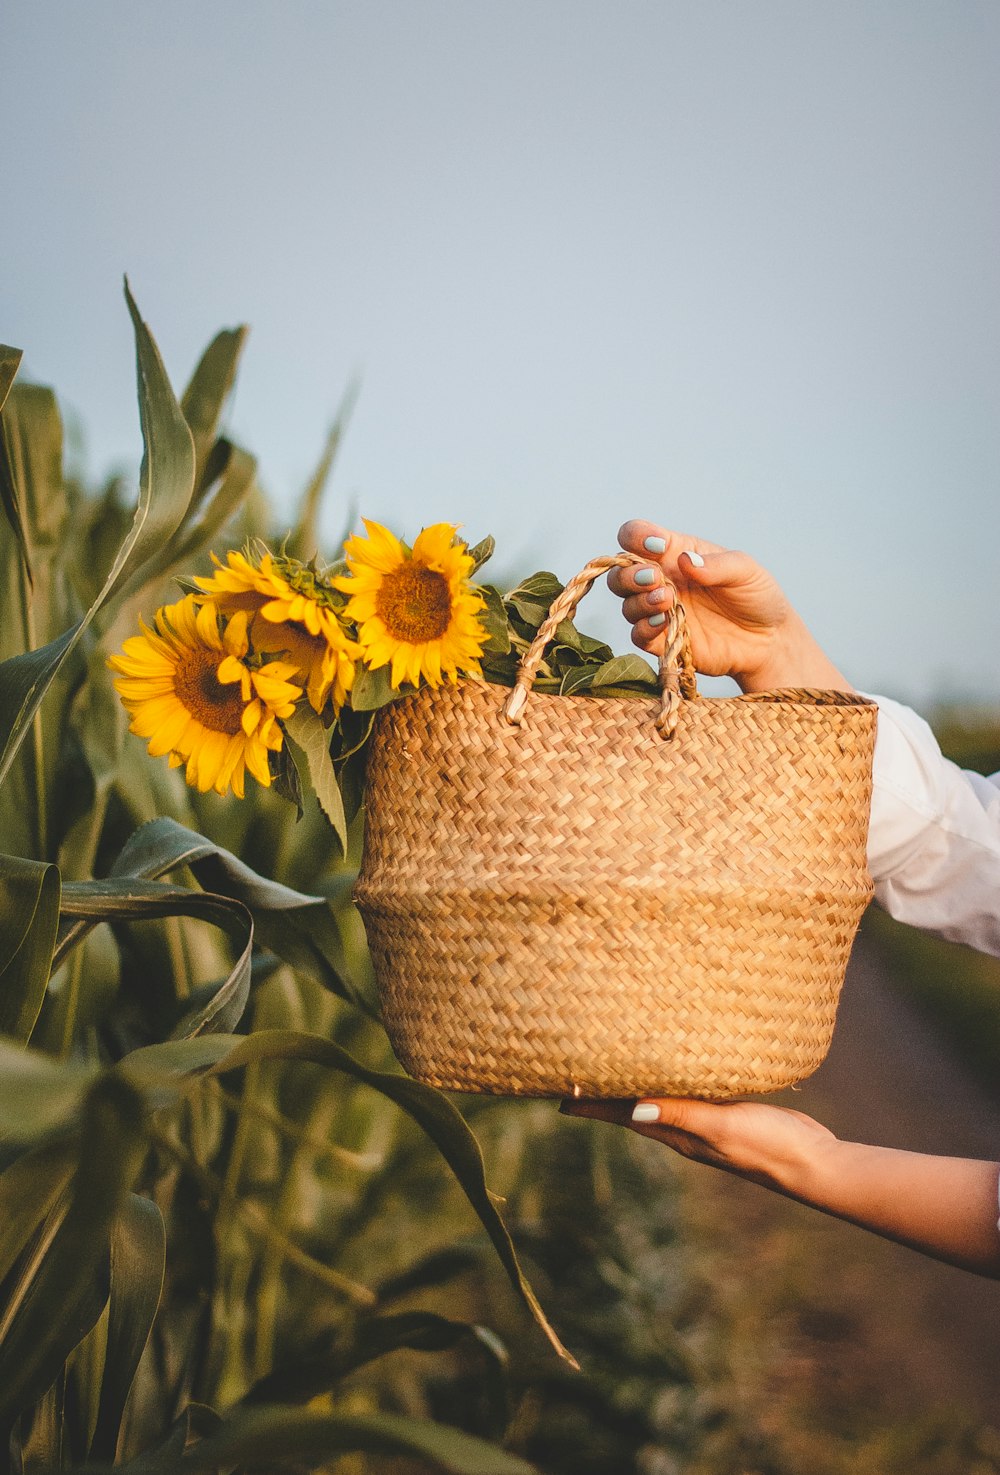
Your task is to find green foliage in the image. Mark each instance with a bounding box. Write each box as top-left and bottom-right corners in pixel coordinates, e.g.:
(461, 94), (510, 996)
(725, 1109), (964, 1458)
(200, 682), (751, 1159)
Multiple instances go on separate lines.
(0, 287), (637, 1475)
(478, 571), (658, 697)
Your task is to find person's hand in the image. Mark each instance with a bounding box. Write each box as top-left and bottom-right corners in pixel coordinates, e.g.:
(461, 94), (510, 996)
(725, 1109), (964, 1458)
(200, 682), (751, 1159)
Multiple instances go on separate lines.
(560, 1095), (836, 1197)
(609, 520), (853, 694)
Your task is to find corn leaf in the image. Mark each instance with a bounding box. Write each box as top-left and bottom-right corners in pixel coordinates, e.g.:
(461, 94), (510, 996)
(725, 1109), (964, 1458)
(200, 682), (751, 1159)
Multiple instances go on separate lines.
(0, 281), (195, 791)
(179, 326), (248, 494)
(243, 1309), (507, 1407)
(286, 378), (359, 562)
(0, 1074), (146, 1433)
(0, 854), (60, 1042)
(0, 345), (21, 417)
(0, 344), (30, 585)
(0, 1040), (95, 1146)
(173, 1404), (538, 1474)
(88, 1194), (166, 1462)
(0, 1140), (76, 1287)
(203, 1030), (575, 1366)
(117, 439), (257, 605)
(119, 1403), (221, 1472)
(107, 817), (366, 1009)
(56, 878), (254, 1039)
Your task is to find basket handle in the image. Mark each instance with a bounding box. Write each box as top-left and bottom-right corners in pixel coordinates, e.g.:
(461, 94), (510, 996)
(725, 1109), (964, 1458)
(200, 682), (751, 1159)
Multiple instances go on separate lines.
(503, 553), (698, 740)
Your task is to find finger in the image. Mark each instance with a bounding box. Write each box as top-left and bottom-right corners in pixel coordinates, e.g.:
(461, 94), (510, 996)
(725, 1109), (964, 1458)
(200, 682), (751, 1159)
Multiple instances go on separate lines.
(678, 546), (761, 590)
(631, 620), (666, 657)
(617, 521), (722, 568)
(606, 561), (668, 598)
(559, 1098), (634, 1125)
(621, 588), (675, 626)
(626, 1097), (733, 1158)
(629, 1097), (716, 1132)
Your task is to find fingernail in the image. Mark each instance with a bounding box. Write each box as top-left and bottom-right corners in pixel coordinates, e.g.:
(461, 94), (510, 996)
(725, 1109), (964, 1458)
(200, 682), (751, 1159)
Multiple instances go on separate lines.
(648, 612), (666, 627)
(682, 549), (705, 568)
(631, 1102), (661, 1123)
(643, 536), (666, 554)
(648, 587), (667, 605)
(634, 568), (656, 586)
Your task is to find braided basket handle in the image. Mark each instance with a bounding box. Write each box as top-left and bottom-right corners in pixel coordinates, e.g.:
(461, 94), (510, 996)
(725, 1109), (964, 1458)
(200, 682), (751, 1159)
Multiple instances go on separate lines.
(503, 553), (698, 740)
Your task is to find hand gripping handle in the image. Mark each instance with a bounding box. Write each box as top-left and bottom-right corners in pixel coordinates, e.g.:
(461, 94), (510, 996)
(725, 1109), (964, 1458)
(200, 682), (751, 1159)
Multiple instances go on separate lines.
(502, 553), (698, 740)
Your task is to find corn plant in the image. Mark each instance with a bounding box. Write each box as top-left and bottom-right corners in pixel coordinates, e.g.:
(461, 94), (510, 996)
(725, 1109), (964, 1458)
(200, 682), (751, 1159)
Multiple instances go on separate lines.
(0, 288), (574, 1473)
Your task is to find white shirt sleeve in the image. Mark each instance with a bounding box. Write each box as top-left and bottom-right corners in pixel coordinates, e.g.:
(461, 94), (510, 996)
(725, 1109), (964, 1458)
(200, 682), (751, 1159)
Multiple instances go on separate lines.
(865, 693), (1000, 957)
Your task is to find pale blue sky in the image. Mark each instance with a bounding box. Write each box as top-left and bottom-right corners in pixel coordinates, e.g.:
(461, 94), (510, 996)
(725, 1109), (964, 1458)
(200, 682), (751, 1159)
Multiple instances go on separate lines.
(3, 1), (998, 706)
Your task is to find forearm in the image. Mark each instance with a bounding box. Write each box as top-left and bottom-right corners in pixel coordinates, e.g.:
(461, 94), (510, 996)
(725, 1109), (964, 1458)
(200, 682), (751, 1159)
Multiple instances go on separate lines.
(772, 1136), (1000, 1277)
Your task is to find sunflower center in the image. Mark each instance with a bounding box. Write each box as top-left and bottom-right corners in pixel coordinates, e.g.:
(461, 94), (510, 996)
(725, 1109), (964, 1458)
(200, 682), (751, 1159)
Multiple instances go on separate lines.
(174, 650), (247, 735)
(253, 615), (323, 670)
(375, 563), (452, 643)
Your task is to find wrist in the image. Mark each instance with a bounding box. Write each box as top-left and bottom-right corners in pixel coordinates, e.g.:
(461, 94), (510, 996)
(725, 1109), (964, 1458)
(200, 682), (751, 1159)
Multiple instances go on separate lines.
(734, 611), (855, 695)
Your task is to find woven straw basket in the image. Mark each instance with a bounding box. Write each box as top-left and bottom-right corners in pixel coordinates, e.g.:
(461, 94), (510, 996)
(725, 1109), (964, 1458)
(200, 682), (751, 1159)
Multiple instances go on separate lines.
(355, 553), (876, 1099)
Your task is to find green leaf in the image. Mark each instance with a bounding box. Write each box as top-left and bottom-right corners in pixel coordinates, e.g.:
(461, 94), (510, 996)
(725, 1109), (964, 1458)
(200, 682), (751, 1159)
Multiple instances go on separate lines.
(505, 571), (563, 614)
(173, 1405), (538, 1474)
(349, 662), (410, 712)
(477, 584), (511, 655)
(0, 282), (196, 791)
(0, 1040), (95, 1146)
(179, 326), (248, 492)
(0, 1140), (76, 1286)
(89, 1194), (166, 1462)
(55, 878), (254, 1039)
(330, 704), (377, 764)
(120, 1403), (222, 1472)
(548, 621), (613, 663)
(468, 534), (496, 574)
(0, 344), (30, 585)
(107, 815), (320, 909)
(103, 817), (367, 1010)
(0, 854), (60, 1041)
(204, 1030), (575, 1366)
(118, 440), (257, 603)
(286, 378), (359, 562)
(0, 345), (21, 417)
(0, 1073), (146, 1433)
(559, 653), (657, 696)
(283, 705), (347, 851)
(270, 740), (305, 819)
(243, 1309), (507, 1408)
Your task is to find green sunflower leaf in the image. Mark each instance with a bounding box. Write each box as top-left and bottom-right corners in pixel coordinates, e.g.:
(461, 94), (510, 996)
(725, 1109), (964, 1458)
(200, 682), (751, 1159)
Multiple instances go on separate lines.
(283, 704), (348, 851)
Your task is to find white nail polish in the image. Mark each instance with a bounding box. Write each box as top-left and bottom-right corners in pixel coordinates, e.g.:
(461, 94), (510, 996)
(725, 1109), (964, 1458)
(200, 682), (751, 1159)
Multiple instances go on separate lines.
(643, 536), (666, 554)
(631, 1102), (660, 1123)
(634, 567), (656, 586)
(683, 549), (705, 568)
(648, 611), (666, 627)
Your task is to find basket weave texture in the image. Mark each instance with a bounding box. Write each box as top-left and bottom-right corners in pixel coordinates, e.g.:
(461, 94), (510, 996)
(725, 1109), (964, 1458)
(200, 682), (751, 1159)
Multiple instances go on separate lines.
(355, 556), (876, 1099)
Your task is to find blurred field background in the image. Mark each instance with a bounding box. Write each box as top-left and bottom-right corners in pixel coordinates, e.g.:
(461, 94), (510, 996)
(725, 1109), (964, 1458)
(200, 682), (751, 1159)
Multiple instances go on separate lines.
(1, 315), (998, 1471)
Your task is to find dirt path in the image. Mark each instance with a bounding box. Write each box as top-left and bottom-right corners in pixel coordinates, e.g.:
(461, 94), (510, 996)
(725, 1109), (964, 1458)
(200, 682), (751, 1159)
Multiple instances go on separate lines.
(675, 934), (1000, 1435)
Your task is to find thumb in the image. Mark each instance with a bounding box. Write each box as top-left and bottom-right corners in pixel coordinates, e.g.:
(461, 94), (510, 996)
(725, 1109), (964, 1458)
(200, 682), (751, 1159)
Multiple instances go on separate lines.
(678, 547), (759, 590)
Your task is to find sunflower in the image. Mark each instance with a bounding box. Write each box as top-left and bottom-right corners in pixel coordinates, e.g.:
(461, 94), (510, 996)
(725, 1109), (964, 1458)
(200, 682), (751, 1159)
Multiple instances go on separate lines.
(194, 549), (361, 713)
(108, 595), (302, 799)
(332, 520), (488, 690)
